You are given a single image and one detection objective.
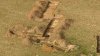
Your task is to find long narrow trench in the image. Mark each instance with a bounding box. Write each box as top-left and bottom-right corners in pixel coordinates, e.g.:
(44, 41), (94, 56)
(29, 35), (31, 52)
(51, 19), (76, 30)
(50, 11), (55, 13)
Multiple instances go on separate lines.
(42, 18), (55, 37)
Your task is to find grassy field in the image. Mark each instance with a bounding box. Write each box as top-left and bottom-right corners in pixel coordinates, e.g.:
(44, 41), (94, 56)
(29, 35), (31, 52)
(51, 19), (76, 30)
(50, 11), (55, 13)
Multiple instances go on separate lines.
(0, 0), (100, 56)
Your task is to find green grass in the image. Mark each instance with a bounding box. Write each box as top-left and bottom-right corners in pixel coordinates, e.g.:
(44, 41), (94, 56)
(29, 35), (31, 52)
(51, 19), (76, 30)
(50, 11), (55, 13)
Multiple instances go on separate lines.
(0, 0), (100, 56)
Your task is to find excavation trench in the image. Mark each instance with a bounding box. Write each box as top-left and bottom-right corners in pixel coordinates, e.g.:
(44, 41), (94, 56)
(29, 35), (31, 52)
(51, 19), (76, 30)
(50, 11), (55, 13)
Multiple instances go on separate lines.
(27, 0), (59, 20)
(6, 0), (77, 52)
(27, 0), (50, 19)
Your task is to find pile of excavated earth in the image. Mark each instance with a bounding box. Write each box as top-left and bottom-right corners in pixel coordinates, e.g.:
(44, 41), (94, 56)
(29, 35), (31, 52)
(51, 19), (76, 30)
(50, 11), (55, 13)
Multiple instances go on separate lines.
(6, 0), (78, 52)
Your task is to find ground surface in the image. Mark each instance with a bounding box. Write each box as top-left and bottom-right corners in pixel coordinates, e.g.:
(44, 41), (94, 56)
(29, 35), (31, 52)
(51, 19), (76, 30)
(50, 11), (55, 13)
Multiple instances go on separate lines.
(0, 0), (100, 56)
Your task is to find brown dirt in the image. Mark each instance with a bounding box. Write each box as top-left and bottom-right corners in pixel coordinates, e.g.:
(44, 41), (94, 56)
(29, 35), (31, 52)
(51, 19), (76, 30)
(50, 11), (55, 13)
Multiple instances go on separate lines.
(7, 24), (28, 38)
(21, 37), (33, 46)
(42, 15), (68, 50)
(43, 0), (59, 19)
(6, 0), (73, 52)
(27, 0), (50, 20)
(41, 44), (57, 52)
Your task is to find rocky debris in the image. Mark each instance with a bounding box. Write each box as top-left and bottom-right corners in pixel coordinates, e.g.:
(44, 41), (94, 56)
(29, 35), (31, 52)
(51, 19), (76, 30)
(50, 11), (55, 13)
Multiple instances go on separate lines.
(39, 14), (76, 52)
(6, 24), (28, 38)
(41, 44), (57, 52)
(6, 16), (76, 52)
(42, 40), (67, 51)
(42, 15), (68, 50)
(7, 0), (77, 52)
(65, 45), (78, 52)
(6, 25), (45, 45)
